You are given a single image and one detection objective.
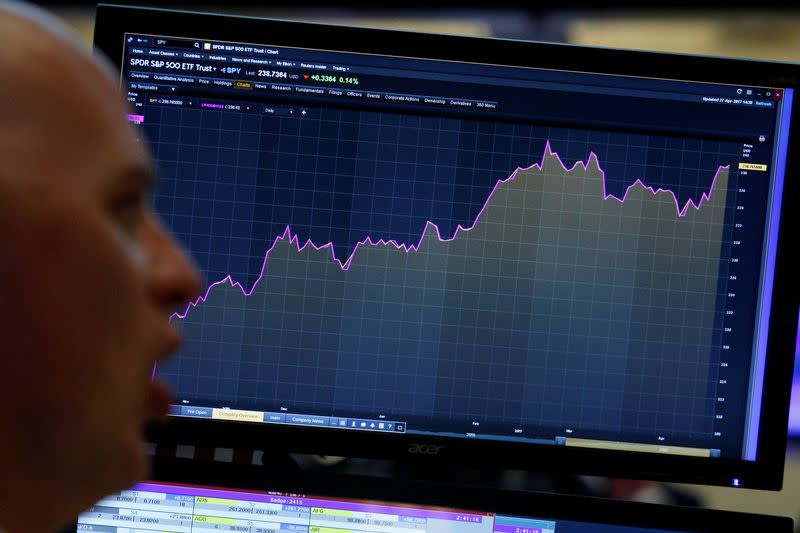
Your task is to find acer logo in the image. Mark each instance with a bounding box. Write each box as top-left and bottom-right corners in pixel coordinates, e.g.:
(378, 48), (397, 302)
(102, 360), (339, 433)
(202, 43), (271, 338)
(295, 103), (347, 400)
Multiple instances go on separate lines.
(408, 444), (445, 455)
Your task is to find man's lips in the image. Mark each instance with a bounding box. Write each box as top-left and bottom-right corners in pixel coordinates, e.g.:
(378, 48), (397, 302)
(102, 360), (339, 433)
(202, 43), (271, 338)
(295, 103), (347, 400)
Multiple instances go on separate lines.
(158, 325), (184, 364)
(148, 323), (183, 422)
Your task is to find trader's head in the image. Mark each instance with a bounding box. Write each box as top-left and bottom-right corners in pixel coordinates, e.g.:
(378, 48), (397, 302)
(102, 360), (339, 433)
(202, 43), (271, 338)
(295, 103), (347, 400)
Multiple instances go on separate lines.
(0, 3), (200, 530)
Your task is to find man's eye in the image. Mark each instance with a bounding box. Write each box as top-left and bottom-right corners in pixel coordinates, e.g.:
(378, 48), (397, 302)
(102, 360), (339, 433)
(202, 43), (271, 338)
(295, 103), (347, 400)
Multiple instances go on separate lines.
(109, 193), (146, 233)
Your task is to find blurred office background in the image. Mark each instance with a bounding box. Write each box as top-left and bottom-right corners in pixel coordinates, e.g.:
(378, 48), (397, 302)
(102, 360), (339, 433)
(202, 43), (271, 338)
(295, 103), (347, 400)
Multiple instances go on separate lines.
(35, 0), (800, 521)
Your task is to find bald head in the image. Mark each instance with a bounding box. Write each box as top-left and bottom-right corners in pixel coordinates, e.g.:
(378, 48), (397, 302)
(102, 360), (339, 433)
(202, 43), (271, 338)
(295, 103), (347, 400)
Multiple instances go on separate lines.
(0, 2), (112, 115)
(0, 4), (200, 532)
(0, 2), (147, 191)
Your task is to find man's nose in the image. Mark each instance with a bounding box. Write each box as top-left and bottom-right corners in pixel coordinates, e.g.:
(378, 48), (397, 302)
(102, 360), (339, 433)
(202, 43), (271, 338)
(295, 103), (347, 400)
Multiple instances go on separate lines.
(147, 216), (202, 314)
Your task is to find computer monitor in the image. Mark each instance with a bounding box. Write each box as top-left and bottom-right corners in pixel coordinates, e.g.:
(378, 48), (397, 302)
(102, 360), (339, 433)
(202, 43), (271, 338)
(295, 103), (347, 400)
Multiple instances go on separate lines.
(94, 5), (800, 488)
(73, 457), (793, 533)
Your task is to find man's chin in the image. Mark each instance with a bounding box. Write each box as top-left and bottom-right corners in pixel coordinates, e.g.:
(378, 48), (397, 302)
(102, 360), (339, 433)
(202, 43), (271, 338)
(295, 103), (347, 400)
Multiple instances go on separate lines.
(65, 433), (151, 523)
(109, 433), (152, 491)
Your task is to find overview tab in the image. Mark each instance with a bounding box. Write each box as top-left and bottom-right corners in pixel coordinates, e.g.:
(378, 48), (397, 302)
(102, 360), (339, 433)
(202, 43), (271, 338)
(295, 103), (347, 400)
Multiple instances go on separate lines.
(211, 408), (263, 422)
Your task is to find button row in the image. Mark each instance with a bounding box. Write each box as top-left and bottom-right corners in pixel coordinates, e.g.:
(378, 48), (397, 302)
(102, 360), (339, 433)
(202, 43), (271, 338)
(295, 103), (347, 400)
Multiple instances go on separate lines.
(129, 72), (498, 112)
(171, 405), (406, 433)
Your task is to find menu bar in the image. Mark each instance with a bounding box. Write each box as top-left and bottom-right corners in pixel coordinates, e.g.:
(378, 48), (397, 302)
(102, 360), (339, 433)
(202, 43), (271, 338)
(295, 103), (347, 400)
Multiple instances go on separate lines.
(170, 404), (407, 434)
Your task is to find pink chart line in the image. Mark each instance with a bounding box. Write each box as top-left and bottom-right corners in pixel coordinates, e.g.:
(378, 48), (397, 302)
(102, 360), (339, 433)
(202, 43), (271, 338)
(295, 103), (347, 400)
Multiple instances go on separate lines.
(171, 141), (730, 321)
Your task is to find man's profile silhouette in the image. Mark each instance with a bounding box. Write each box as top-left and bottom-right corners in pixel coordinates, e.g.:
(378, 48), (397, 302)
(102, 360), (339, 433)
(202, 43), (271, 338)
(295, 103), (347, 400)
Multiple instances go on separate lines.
(0, 3), (201, 531)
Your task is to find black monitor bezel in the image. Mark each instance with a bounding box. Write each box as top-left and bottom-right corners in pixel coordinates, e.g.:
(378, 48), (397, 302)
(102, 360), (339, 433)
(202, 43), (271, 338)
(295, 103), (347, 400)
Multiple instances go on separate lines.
(94, 3), (800, 490)
(123, 455), (793, 533)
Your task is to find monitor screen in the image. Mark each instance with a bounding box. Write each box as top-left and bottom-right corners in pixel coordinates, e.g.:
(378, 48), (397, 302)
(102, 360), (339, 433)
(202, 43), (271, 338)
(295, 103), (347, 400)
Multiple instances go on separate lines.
(72, 456), (794, 532)
(94, 5), (799, 488)
(70, 480), (735, 533)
